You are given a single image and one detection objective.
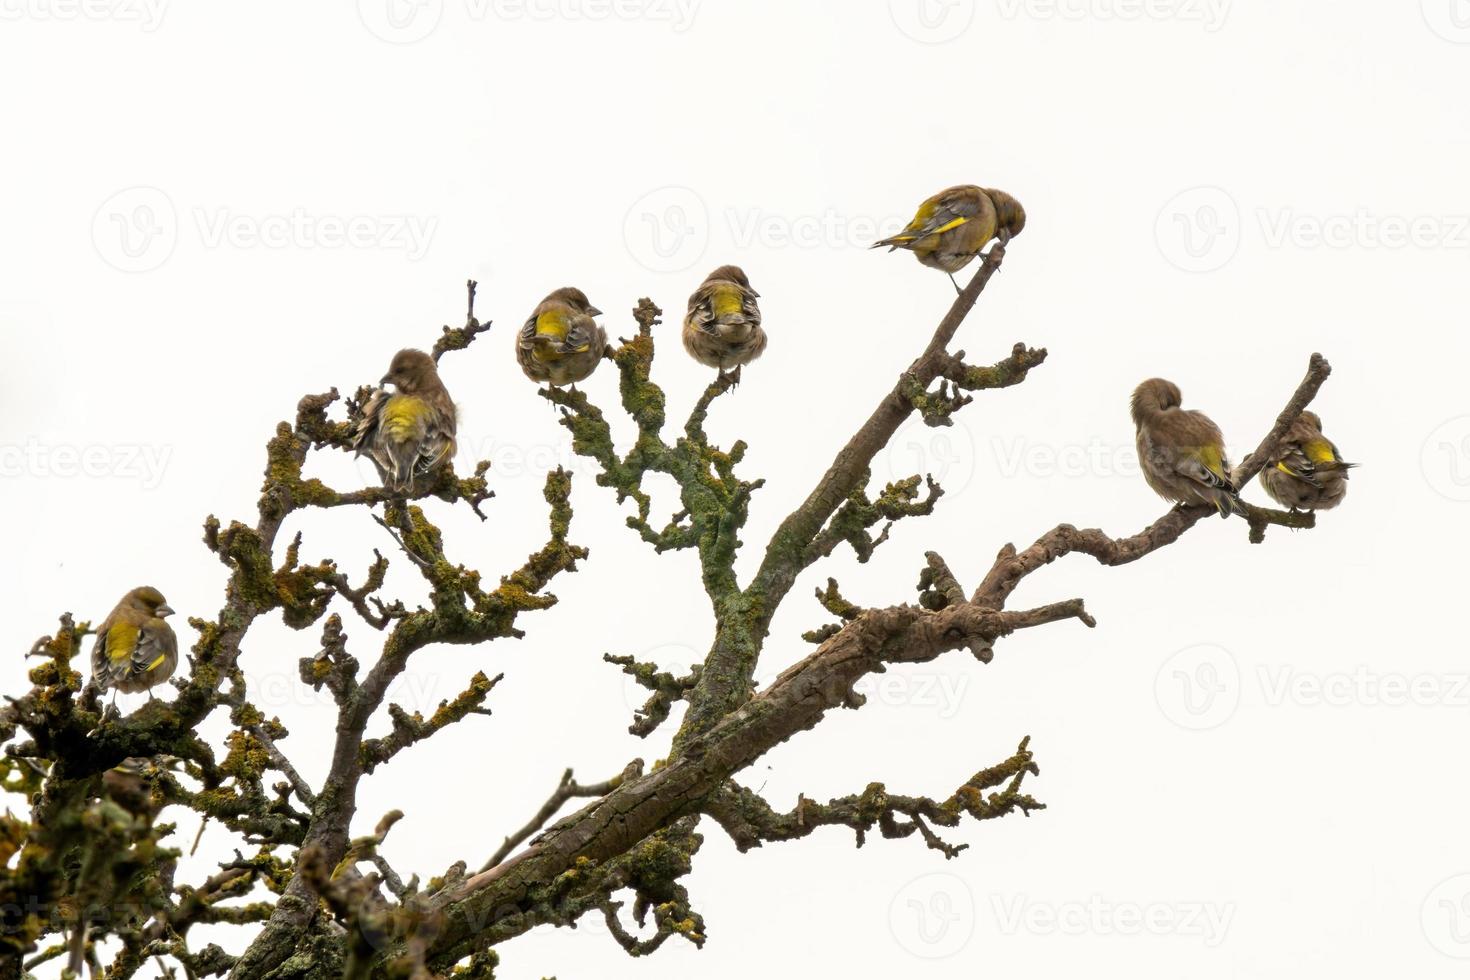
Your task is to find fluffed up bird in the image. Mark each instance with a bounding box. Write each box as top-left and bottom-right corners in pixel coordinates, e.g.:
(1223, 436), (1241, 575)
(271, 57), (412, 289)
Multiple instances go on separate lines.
(872, 185), (1026, 292)
(91, 586), (178, 700)
(353, 349), (458, 491)
(516, 287), (608, 388)
(683, 265), (766, 380)
(1260, 410), (1355, 511)
(1132, 378), (1247, 519)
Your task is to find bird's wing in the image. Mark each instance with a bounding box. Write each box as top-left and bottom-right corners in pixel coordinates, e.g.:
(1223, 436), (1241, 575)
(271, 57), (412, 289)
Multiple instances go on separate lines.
(888, 187), (985, 243)
(417, 389), (458, 472)
(1169, 412), (1238, 492)
(560, 313), (601, 354)
(351, 388), (390, 453)
(91, 611), (124, 679)
(1304, 435), (1354, 470)
(1273, 438), (1323, 486)
(130, 621), (175, 677)
(518, 314), (541, 349)
(686, 284), (720, 334)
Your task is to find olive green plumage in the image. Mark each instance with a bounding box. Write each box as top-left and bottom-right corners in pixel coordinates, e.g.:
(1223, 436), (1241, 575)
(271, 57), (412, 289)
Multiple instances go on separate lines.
(1132, 378), (1247, 519)
(872, 184), (1026, 290)
(1260, 410), (1355, 511)
(91, 586), (178, 697)
(682, 265), (766, 375)
(353, 349), (458, 490)
(516, 287), (608, 387)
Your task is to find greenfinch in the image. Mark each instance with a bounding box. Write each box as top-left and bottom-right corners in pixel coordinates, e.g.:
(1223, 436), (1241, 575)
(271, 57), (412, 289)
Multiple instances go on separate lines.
(353, 348), (458, 490)
(1259, 410), (1355, 511)
(516, 287), (608, 388)
(872, 185), (1026, 291)
(1131, 378), (1246, 519)
(91, 586), (178, 698)
(682, 265), (766, 378)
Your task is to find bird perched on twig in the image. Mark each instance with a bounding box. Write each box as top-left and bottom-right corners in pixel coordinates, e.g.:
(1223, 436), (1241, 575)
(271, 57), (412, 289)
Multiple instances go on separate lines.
(872, 185), (1026, 292)
(516, 287), (608, 388)
(683, 265), (766, 382)
(1259, 410), (1355, 511)
(1132, 378), (1247, 519)
(353, 349), (458, 491)
(91, 586), (178, 701)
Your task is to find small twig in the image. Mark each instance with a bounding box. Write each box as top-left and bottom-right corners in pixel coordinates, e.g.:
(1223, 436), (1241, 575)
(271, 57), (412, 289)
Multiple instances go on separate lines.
(373, 512), (432, 568)
(480, 761), (643, 871)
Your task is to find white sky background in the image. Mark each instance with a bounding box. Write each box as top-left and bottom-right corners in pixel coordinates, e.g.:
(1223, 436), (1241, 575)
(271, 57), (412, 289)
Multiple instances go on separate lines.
(2, 1), (1468, 976)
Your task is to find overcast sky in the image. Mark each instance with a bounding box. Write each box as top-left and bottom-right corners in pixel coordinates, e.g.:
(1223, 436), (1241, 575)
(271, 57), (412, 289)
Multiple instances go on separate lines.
(3, 2), (1468, 977)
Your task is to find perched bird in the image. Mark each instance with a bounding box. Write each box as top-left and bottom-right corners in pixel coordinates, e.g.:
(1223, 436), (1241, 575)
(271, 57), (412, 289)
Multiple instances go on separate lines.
(683, 265), (766, 380)
(1132, 378), (1247, 519)
(872, 185), (1026, 291)
(1259, 410), (1355, 511)
(516, 287), (608, 388)
(91, 586), (178, 700)
(353, 349), (458, 490)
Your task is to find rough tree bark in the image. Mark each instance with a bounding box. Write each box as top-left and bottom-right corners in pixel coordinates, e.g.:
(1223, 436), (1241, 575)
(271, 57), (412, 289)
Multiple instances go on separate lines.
(0, 250), (1335, 978)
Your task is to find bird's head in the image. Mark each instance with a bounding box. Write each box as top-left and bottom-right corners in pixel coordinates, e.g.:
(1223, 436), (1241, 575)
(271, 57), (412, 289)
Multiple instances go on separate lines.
(545, 287), (602, 318)
(1131, 378), (1183, 425)
(992, 193), (1027, 240)
(705, 264), (755, 294)
(381, 348), (438, 394)
(126, 586), (175, 619)
(1298, 410), (1322, 430)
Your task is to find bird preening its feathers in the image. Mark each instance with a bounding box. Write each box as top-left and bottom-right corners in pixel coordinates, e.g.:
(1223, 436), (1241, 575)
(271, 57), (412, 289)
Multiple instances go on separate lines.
(1131, 378), (1247, 519)
(873, 184), (1027, 292)
(353, 348), (459, 491)
(91, 586), (178, 698)
(683, 264), (766, 379)
(517, 286), (608, 388)
(1260, 410), (1356, 511)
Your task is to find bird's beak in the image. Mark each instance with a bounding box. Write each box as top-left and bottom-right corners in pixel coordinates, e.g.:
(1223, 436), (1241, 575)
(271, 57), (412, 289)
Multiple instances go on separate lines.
(587, 306), (603, 317)
(380, 374), (392, 385)
(156, 604), (176, 618)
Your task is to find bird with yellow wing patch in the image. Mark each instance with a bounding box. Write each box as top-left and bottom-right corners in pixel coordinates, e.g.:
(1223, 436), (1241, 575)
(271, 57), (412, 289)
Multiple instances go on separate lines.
(1132, 378), (1247, 519)
(353, 348), (458, 491)
(91, 586), (178, 701)
(872, 184), (1026, 292)
(516, 286), (608, 388)
(1260, 410), (1355, 511)
(683, 264), (766, 381)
